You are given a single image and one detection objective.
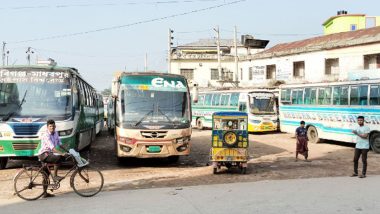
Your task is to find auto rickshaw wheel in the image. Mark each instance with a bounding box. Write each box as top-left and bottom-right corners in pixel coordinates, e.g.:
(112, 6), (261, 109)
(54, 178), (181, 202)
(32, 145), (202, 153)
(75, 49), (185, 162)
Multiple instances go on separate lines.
(241, 167), (247, 174)
(213, 167), (217, 174)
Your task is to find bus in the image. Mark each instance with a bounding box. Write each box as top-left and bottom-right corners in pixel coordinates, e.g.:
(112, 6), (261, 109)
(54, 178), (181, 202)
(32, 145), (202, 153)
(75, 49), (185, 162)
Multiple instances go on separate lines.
(111, 72), (192, 162)
(95, 93), (104, 135)
(192, 89), (278, 132)
(0, 65), (99, 169)
(106, 96), (115, 133)
(279, 79), (380, 153)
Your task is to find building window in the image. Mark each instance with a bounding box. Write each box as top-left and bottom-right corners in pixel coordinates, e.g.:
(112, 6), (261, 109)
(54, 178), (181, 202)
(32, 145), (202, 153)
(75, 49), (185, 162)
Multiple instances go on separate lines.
(325, 58), (339, 75)
(366, 17), (376, 29)
(248, 67), (253, 80)
(210, 69), (219, 80)
(350, 24), (357, 31)
(293, 61), (305, 78)
(180, 69), (194, 80)
(364, 54), (380, 69)
(266, 64), (276, 79)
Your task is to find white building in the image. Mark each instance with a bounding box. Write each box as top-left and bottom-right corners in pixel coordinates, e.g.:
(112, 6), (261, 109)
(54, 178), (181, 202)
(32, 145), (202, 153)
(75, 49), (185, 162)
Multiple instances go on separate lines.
(240, 26), (380, 87)
(170, 36), (269, 88)
(170, 26), (380, 88)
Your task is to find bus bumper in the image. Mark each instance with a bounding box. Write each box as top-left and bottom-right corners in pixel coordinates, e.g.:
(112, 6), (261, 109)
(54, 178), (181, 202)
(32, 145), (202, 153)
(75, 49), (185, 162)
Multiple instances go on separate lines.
(248, 123), (277, 132)
(116, 140), (191, 158)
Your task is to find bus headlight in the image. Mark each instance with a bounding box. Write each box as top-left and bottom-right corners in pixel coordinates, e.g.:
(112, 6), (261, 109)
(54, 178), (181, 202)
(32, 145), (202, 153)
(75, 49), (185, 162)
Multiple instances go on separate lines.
(176, 136), (190, 144)
(117, 136), (136, 144)
(58, 129), (73, 136)
(250, 120), (261, 124)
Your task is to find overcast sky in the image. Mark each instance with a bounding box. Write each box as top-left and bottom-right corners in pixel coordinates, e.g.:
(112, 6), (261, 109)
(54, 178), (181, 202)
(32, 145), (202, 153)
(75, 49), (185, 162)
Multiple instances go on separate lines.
(1, 0), (379, 90)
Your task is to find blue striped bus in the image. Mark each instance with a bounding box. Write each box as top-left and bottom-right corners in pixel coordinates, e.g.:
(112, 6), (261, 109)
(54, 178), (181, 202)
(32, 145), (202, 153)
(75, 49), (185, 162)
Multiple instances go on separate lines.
(279, 79), (380, 153)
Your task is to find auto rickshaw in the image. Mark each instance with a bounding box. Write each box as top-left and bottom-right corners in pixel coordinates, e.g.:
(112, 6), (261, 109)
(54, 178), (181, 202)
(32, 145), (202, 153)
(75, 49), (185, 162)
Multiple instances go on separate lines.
(210, 111), (249, 174)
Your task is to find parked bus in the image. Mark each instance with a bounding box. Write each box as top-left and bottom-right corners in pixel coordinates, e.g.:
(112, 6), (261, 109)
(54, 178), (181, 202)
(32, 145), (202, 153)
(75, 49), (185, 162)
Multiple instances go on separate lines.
(192, 89), (278, 132)
(111, 72), (192, 162)
(106, 96), (115, 133)
(0, 65), (99, 169)
(279, 79), (380, 153)
(95, 93), (104, 135)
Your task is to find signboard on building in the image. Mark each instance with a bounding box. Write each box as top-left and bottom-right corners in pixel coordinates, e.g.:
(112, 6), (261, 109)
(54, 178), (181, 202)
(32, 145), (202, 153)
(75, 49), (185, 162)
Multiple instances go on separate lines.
(276, 63), (292, 81)
(252, 65), (265, 83)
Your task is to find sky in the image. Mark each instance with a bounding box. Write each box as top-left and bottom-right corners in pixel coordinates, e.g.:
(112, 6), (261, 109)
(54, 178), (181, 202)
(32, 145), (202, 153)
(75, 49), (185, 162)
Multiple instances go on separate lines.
(1, 0), (379, 91)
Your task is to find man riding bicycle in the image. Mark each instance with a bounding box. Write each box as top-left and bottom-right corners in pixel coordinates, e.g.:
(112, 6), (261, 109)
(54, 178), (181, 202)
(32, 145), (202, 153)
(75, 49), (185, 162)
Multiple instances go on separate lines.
(37, 119), (67, 197)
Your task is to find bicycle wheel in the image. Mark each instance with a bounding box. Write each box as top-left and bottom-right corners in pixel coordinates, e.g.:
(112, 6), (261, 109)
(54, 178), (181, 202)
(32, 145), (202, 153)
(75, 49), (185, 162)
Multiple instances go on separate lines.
(71, 166), (103, 197)
(14, 167), (48, 201)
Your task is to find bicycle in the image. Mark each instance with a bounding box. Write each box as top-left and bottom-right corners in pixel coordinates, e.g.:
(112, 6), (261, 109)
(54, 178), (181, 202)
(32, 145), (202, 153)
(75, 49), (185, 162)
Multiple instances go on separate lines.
(13, 150), (104, 201)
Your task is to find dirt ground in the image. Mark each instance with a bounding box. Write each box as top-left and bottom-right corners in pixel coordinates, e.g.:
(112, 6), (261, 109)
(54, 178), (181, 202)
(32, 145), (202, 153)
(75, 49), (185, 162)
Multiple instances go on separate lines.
(1, 128), (380, 201)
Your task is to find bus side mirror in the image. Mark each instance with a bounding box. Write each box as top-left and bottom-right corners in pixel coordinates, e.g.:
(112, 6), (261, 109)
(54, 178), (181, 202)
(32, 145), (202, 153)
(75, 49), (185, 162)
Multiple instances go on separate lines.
(191, 81), (199, 103)
(111, 77), (119, 98)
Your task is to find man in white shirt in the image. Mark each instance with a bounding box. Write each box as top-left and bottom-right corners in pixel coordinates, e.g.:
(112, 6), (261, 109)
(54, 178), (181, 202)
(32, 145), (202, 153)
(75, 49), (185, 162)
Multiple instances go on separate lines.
(351, 116), (370, 178)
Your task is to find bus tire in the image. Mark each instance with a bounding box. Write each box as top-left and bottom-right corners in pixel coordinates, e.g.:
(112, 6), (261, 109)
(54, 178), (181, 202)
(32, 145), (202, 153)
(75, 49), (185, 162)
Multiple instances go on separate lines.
(307, 126), (320, 144)
(196, 118), (204, 130)
(370, 132), (380, 153)
(0, 157), (8, 169)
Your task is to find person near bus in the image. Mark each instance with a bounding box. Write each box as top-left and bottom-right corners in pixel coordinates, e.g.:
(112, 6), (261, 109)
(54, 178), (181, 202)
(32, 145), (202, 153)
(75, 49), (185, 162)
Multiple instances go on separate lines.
(295, 121), (309, 162)
(351, 116), (370, 178)
(38, 119), (67, 197)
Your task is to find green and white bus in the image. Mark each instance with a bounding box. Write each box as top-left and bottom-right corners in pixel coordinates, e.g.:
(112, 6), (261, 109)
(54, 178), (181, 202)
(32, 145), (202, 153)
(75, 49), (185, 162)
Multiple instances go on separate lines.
(192, 89), (278, 132)
(111, 72), (192, 161)
(95, 93), (104, 135)
(0, 65), (99, 169)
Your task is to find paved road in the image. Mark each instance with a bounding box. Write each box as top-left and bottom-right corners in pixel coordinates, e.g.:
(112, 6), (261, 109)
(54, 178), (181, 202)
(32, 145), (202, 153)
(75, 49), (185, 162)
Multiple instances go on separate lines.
(1, 175), (379, 214)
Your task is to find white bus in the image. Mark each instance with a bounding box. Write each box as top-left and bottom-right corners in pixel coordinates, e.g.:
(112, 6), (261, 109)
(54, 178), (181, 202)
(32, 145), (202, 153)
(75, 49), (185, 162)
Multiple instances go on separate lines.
(192, 89), (278, 132)
(279, 79), (380, 153)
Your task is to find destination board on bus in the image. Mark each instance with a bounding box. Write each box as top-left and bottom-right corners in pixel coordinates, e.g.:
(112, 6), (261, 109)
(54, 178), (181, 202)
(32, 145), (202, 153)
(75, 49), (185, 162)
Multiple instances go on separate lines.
(0, 69), (70, 84)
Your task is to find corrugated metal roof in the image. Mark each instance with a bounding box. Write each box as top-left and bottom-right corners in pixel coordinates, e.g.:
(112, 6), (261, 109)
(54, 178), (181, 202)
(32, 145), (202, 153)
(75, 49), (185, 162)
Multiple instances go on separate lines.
(252, 26), (380, 60)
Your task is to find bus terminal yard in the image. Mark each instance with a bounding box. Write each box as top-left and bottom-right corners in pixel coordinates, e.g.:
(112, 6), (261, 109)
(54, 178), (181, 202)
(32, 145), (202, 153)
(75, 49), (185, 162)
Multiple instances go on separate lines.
(1, 128), (380, 200)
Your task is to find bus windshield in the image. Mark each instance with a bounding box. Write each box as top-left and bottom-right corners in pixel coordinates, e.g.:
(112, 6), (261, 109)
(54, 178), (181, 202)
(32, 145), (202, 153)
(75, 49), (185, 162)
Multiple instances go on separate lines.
(248, 93), (275, 115)
(120, 87), (190, 129)
(0, 82), (72, 121)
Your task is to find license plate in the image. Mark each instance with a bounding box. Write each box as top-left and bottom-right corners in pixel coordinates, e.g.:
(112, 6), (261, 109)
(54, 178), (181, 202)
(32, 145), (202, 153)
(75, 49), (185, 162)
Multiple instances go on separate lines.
(148, 146), (161, 153)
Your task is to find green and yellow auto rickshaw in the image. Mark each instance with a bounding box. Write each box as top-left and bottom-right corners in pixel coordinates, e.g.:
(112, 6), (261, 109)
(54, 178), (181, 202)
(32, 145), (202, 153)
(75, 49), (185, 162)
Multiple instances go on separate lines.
(210, 111), (249, 174)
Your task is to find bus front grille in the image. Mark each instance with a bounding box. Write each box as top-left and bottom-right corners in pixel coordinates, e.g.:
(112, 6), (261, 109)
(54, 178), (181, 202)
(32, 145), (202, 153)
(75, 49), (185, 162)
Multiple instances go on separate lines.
(12, 143), (39, 151)
(12, 124), (43, 136)
(141, 131), (167, 139)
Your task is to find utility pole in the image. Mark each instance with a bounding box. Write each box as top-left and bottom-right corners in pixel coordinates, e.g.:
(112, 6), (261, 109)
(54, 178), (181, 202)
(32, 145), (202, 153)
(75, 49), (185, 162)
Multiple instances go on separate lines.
(2, 42), (6, 66)
(144, 53), (148, 72)
(168, 28), (174, 73)
(26, 47), (34, 65)
(214, 26), (222, 81)
(233, 26), (239, 83)
(6, 50), (9, 66)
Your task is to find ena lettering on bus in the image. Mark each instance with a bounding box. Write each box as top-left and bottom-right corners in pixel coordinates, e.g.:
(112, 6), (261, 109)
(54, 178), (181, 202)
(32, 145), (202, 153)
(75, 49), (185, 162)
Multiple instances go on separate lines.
(151, 77), (186, 89)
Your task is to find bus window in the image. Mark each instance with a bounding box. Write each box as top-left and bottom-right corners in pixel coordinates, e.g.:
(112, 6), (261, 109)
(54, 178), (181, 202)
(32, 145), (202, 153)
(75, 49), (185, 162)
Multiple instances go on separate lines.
(197, 95), (205, 106)
(230, 93), (239, 106)
(333, 86), (349, 105)
(239, 102), (247, 112)
(220, 94), (230, 106)
(304, 88), (317, 104)
(212, 94), (221, 106)
(281, 89), (291, 103)
(370, 85), (380, 105)
(351, 85), (368, 105)
(318, 87), (331, 105)
(292, 89), (304, 104)
(205, 94), (212, 106)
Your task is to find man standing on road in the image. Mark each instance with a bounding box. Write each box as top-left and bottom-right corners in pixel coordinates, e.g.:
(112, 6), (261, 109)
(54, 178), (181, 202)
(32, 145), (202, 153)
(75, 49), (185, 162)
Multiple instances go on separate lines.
(295, 121), (309, 162)
(351, 116), (371, 178)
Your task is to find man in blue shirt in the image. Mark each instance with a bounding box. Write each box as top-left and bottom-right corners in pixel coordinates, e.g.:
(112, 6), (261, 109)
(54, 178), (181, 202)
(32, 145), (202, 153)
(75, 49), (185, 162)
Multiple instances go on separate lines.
(351, 116), (370, 178)
(295, 121), (309, 161)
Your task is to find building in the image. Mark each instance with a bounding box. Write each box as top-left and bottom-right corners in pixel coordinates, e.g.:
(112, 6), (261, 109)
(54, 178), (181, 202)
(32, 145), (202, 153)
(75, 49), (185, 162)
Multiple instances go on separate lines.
(323, 10), (380, 35)
(240, 26), (380, 87)
(170, 36), (269, 88)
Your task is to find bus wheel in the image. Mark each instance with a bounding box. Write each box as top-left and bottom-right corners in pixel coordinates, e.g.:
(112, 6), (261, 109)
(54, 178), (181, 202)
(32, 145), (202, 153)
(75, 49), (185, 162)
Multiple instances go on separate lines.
(168, 156), (179, 163)
(307, 126), (320, 144)
(370, 133), (380, 153)
(196, 118), (204, 130)
(0, 157), (8, 169)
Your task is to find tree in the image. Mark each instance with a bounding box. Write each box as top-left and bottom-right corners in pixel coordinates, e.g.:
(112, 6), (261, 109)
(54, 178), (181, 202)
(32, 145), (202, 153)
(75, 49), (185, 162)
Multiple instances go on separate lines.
(101, 88), (111, 96)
